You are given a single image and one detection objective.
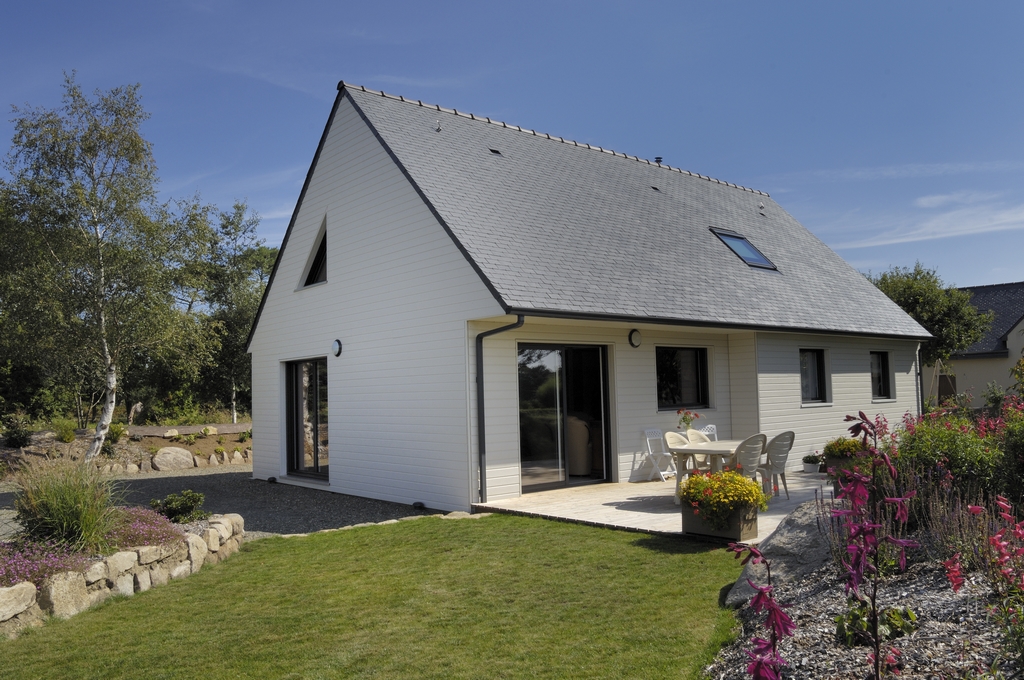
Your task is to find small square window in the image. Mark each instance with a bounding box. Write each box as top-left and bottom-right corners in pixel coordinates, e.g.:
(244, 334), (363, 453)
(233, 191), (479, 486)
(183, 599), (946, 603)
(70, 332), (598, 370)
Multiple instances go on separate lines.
(870, 351), (891, 399)
(656, 347), (709, 409)
(710, 227), (776, 269)
(800, 349), (827, 403)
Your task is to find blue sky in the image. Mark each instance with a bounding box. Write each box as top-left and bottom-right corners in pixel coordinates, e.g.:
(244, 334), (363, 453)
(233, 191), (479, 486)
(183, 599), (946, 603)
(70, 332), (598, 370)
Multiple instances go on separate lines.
(3, 1), (1022, 287)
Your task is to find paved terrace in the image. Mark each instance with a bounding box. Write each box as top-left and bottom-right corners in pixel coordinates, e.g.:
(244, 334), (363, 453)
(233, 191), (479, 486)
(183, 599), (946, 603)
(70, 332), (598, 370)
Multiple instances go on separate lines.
(474, 470), (832, 543)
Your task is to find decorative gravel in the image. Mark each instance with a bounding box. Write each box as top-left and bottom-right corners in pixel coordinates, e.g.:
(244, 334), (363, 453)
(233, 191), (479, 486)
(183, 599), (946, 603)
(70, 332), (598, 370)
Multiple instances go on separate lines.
(705, 560), (1013, 679)
(0, 467), (437, 538)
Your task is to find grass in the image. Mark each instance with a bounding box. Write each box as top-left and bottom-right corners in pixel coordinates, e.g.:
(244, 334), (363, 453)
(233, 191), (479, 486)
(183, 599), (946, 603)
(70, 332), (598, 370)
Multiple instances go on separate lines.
(0, 515), (741, 679)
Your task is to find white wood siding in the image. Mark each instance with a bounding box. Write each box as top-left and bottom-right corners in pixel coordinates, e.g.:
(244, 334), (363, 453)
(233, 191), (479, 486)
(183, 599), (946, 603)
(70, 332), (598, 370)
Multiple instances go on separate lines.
(249, 97), (503, 511)
(728, 333), (759, 438)
(756, 333), (921, 467)
(470, 319), (736, 501)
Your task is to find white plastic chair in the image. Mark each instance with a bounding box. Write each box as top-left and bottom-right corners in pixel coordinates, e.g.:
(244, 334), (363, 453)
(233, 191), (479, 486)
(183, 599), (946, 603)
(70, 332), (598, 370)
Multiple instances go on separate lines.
(684, 428), (713, 471)
(686, 428), (711, 444)
(699, 423), (718, 441)
(757, 431), (795, 499)
(733, 433), (768, 485)
(641, 429), (677, 482)
(664, 431), (695, 475)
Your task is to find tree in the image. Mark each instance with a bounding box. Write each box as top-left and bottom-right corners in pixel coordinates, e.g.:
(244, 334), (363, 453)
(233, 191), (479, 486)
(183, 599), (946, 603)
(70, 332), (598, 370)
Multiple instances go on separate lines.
(1, 74), (213, 460)
(870, 263), (993, 367)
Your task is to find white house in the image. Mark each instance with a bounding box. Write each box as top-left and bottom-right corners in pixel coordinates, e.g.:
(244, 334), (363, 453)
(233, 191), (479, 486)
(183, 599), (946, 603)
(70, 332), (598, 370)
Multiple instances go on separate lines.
(246, 82), (929, 512)
(928, 281), (1024, 407)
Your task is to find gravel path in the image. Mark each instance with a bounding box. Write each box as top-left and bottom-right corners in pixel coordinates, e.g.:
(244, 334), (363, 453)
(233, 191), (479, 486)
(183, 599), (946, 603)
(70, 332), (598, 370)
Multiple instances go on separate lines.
(0, 466), (437, 537)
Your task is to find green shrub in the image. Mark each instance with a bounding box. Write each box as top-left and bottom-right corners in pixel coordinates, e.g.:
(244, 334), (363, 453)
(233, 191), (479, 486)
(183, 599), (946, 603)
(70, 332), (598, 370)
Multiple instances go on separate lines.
(150, 489), (210, 523)
(182, 433), (197, 446)
(51, 418), (77, 444)
(238, 429), (251, 443)
(897, 414), (1000, 494)
(107, 422), (127, 443)
(823, 437), (865, 458)
(998, 421), (1024, 508)
(214, 446), (225, 455)
(2, 413), (33, 448)
(14, 460), (119, 551)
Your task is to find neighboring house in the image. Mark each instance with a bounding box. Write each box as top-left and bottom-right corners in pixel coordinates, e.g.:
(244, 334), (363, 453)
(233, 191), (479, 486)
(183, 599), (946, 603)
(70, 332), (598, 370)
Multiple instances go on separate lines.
(928, 281), (1024, 408)
(246, 82), (929, 512)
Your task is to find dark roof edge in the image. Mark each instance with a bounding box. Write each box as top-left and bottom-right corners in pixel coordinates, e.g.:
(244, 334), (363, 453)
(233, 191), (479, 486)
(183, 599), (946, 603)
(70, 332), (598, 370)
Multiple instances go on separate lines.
(999, 311), (1024, 342)
(245, 89), (346, 353)
(505, 307), (933, 341)
(342, 87), (510, 314)
(952, 350), (1011, 360)
(337, 80), (769, 198)
(961, 280), (1024, 291)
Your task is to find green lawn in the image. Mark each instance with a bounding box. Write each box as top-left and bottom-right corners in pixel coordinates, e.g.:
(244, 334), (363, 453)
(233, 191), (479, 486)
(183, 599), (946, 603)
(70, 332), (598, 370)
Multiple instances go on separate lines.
(0, 515), (741, 679)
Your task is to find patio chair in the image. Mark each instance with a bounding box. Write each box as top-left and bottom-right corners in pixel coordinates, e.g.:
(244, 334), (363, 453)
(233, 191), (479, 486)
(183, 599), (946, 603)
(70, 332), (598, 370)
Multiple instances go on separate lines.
(699, 423), (718, 441)
(640, 429), (677, 482)
(686, 428), (711, 444)
(757, 431), (795, 499)
(733, 433), (768, 485)
(664, 431), (700, 475)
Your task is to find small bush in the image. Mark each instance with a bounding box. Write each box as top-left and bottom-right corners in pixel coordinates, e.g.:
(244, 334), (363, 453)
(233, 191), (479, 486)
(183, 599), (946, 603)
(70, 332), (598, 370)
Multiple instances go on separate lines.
(217, 435), (225, 445)
(14, 460), (119, 551)
(823, 437), (865, 458)
(150, 489), (210, 523)
(898, 414), (1000, 494)
(998, 420), (1024, 508)
(802, 453), (820, 465)
(182, 434), (197, 446)
(2, 413), (33, 448)
(107, 422), (127, 443)
(51, 418), (77, 444)
(238, 429), (251, 443)
(0, 538), (90, 588)
(214, 446), (225, 455)
(105, 506), (184, 547)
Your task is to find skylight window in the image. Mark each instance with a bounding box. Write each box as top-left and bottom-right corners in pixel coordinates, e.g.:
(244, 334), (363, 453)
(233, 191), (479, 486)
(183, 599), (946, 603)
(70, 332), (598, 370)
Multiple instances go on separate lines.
(489, 148), (502, 155)
(710, 227), (776, 270)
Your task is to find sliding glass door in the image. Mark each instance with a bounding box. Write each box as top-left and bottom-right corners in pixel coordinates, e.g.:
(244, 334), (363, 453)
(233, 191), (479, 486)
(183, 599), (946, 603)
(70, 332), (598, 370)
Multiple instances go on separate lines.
(518, 345), (607, 492)
(286, 358), (329, 479)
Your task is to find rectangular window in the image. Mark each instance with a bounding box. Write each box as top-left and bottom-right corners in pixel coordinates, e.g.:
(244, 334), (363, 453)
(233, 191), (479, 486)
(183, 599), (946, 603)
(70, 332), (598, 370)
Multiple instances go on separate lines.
(656, 347), (709, 410)
(710, 227), (777, 269)
(799, 349), (827, 403)
(286, 358), (329, 478)
(870, 351), (892, 399)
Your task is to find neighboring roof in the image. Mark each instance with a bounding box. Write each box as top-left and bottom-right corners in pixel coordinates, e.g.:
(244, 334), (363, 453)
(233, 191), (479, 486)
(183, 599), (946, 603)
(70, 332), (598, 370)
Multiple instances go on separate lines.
(954, 281), (1024, 358)
(248, 83), (930, 349)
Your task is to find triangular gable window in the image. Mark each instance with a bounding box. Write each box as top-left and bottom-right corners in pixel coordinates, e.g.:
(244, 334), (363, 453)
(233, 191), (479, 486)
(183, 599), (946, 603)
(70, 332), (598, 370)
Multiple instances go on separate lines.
(304, 234), (327, 286)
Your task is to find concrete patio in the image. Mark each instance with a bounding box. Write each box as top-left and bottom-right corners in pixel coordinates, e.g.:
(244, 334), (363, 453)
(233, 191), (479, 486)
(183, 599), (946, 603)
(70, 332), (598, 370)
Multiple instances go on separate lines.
(474, 470), (833, 543)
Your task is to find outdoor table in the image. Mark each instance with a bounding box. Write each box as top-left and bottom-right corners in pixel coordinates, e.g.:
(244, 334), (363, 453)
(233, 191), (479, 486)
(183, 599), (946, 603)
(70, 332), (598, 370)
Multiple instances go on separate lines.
(668, 439), (747, 504)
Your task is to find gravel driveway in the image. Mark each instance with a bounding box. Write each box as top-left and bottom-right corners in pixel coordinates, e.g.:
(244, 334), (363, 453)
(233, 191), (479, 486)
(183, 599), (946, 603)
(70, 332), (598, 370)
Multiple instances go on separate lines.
(0, 466), (435, 538)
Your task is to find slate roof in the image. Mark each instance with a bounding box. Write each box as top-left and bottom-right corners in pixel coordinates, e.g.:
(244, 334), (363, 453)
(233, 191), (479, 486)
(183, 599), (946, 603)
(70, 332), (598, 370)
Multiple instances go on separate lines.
(955, 281), (1024, 357)
(250, 83), (931, 346)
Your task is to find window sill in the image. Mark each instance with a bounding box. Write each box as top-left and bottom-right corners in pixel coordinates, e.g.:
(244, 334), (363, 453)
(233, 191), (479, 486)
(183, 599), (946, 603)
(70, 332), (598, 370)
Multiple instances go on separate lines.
(294, 281), (328, 292)
(657, 407), (713, 413)
(871, 398), (897, 404)
(800, 401), (833, 408)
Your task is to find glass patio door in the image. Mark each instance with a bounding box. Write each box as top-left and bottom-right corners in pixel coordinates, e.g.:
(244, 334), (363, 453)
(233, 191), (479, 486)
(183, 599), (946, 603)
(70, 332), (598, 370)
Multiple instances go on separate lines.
(286, 358), (329, 479)
(518, 345), (607, 492)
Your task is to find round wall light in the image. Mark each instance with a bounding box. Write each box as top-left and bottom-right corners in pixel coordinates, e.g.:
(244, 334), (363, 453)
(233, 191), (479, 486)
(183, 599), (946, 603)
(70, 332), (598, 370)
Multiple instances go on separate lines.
(628, 329), (642, 348)
(332, 339), (343, 357)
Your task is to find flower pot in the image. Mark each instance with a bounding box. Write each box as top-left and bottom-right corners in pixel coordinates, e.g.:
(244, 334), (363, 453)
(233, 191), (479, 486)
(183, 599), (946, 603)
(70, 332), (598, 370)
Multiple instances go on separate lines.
(802, 462), (819, 474)
(681, 505), (758, 541)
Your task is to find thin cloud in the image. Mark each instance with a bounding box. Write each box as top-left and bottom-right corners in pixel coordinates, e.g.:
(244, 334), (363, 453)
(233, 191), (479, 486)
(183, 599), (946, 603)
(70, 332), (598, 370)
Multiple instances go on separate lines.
(913, 190), (1001, 209)
(833, 202), (1024, 249)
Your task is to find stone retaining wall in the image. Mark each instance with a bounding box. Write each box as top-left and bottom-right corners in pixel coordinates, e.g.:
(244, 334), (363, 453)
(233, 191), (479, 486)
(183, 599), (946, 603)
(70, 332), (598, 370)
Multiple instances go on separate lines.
(0, 513), (246, 639)
(95, 447), (253, 476)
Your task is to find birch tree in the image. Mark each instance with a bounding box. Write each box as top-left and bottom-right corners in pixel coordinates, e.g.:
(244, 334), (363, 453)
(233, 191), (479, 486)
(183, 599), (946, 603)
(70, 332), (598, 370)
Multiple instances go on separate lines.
(2, 74), (200, 460)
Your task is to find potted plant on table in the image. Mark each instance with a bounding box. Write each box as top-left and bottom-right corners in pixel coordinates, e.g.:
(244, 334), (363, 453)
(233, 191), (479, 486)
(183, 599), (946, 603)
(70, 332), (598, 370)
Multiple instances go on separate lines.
(677, 469), (768, 540)
(801, 453), (821, 474)
(676, 409), (702, 430)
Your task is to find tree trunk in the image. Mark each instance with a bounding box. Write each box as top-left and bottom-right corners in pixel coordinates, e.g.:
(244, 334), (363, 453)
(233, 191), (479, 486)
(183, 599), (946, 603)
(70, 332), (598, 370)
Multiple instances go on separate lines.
(85, 329), (117, 462)
(231, 378), (237, 424)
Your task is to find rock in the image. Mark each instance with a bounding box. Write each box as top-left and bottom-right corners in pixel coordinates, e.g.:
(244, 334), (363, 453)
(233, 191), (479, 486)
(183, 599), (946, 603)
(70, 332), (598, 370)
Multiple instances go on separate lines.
(149, 565), (168, 587)
(126, 463), (139, 474)
(169, 562), (190, 580)
(219, 537), (238, 558)
(101, 465), (111, 474)
(87, 588), (109, 608)
(137, 544), (175, 565)
(111, 463), (124, 474)
(203, 426), (218, 435)
(39, 572), (89, 619)
(204, 527), (221, 551)
(209, 454), (219, 466)
(209, 518), (232, 542)
(162, 429), (178, 438)
(141, 458), (152, 473)
(0, 602), (44, 640)
(205, 549), (221, 565)
(106, 551), (138, 576)
(222, 513), (245, 536)
(134, 570), (151, 593)
(186, 533), (208, 573)
(152, 447), (196, 471)
(230, 451), (244, 464)
(725, 500), (832, 608)
(378, 519), (400, 525)
(193, 455), (207, 468)
(113, 573), (134, 597)
(0, 582), (36, 623)
(83, 561), (107, 585)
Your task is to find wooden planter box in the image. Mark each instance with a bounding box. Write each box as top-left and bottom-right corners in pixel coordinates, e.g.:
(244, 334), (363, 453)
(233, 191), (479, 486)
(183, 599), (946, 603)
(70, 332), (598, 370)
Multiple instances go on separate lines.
(681, 505), (758, 541)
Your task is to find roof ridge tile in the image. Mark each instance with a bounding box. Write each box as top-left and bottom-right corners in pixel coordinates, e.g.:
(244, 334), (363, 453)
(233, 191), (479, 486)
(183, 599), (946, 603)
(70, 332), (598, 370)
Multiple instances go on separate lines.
(337, 79), (769, 197)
